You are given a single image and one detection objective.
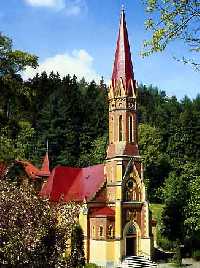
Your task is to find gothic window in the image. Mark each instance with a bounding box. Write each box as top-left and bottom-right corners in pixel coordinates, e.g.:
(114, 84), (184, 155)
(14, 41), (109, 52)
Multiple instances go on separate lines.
(92, 226), (95, 237)
(126, 190), (132, 201)
(119, 115), (123, 141)
(99, 226), (103, 237)
(124, 178), (137, 201)
(108, 225), (113, 238)
(129, 115), (134, 142)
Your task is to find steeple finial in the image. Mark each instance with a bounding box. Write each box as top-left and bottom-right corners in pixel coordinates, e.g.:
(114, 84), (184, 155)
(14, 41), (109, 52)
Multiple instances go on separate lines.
(46, 139), (49, 153)
(121, 4), (125, 12)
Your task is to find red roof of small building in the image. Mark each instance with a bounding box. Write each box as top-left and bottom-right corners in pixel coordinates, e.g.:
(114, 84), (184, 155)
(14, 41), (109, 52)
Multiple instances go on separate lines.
(91, 207), (115, 217)
(17, 160), (40, 180)
(40, 164), (105, 202)
(112, 9), (135, 92)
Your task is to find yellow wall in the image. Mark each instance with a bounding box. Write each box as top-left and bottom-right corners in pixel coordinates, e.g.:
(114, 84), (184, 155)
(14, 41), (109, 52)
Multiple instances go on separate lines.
(89, 239), (115, 267)
(140, 238), (151, 259)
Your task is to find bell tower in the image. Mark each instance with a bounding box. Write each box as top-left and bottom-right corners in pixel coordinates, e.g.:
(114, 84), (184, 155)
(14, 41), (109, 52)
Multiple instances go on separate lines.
(107, 8), (139, 159)
(105, 8), (152, 265)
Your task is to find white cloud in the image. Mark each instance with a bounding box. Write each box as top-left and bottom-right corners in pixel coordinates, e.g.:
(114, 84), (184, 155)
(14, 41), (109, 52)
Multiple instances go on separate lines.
(24, 0), (87, 15)
(25, 0), (65, 8)
(23, 49), (101, 82)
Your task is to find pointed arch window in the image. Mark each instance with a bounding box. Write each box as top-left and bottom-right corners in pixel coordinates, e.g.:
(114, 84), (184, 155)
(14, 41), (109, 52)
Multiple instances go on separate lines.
(108, 225), (113, 238)
(129, 115), (134, 142)
(92, 226), (95, 237)
(99, 226), (104, 237)
(119, 115), (123, 141)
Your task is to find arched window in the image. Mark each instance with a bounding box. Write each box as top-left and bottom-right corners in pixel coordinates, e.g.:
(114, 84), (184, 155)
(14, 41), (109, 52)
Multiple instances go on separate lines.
(119, 115), (123, 141)
(92, 226), (95, 237)
(133, 191), (137, 200)
(129, 115), (134, 142)
(99, 226), (103, 237)
(108, 225), (113, 238)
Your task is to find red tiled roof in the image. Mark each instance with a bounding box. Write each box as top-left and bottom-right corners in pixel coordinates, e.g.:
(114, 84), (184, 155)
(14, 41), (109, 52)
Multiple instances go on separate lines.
(16, 160), (40, 180)
(112, 9), (135, 92)
(40, 164), (105, 202)
(91, 207), (115, 217)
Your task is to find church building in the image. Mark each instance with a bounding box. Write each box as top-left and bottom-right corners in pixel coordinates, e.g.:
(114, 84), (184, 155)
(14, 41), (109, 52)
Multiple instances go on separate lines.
(29, 8), (152, 268)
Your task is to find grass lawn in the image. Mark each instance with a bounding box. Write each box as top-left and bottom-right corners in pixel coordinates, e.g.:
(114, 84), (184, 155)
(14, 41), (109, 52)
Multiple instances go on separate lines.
(150, 203), (164, 221)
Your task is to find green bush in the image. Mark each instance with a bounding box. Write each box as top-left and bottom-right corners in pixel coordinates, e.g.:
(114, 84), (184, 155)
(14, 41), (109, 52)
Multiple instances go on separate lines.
(157, 233), (174, 251)
(85, 264), (98, 268)
(192, 249), (200, 261)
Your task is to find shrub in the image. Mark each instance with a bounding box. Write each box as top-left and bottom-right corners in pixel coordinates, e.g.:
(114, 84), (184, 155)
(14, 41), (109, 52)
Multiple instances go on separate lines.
(70, 224), (85, 267)
(85, 264), (98, 268)
(157, 233), (174, 251)
(192, 249), (200, 261)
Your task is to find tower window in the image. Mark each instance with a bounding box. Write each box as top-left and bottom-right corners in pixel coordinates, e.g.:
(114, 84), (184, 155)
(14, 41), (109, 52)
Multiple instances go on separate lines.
(129, 115), (134, 142)
(99, 226), (103, 237)
(119, 115), (123, 141)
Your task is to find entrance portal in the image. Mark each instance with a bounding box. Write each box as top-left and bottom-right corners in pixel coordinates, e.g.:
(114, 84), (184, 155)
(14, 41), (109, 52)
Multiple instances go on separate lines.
(126, 236), (136, 256)
(124, 223), (137, 256)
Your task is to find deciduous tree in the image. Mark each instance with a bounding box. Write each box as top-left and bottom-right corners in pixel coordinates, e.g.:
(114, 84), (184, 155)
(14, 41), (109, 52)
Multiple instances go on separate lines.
(142, 0), (200, 70)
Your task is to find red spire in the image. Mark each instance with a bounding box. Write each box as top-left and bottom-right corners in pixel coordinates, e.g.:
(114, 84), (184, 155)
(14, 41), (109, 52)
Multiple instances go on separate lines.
(112, 8), (134, 91)
(36, 152), (50, 177)
(41, 152), (50, 174)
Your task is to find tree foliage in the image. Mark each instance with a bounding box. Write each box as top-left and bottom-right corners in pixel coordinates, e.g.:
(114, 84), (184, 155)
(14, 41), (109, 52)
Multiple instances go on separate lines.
(142, 0), (200, 70)
(70, 224), (85, 268)
(0, 175), (84, 266)
(0, 33), (38, 75)
(0, 180), (53, 265)
(138, 123), (169, 202)
(184, 163), (200, 240)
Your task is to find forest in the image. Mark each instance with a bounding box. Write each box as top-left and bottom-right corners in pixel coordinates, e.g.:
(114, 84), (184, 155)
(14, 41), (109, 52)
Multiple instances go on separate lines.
(0, 32), (200, 265)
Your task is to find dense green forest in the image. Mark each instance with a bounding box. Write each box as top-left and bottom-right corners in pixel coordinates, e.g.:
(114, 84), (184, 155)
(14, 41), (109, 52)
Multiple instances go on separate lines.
(1, 33), (200, 263)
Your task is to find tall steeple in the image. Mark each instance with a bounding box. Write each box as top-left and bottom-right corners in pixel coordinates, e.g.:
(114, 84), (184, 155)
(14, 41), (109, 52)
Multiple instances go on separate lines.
(111, 8), (136, 97)
(107, 8), (139, 159)
(40, 152), (50, 177)
(36, 141), (50, 178)
(104, 10), (152, 265)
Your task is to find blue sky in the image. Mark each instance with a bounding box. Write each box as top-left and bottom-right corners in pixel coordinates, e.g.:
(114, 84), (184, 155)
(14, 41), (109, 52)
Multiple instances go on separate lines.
(1, 0), (199, 99)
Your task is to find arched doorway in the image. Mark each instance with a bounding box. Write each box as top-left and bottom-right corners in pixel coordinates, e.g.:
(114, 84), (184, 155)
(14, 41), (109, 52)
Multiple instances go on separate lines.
(124, 223), (137, 256)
